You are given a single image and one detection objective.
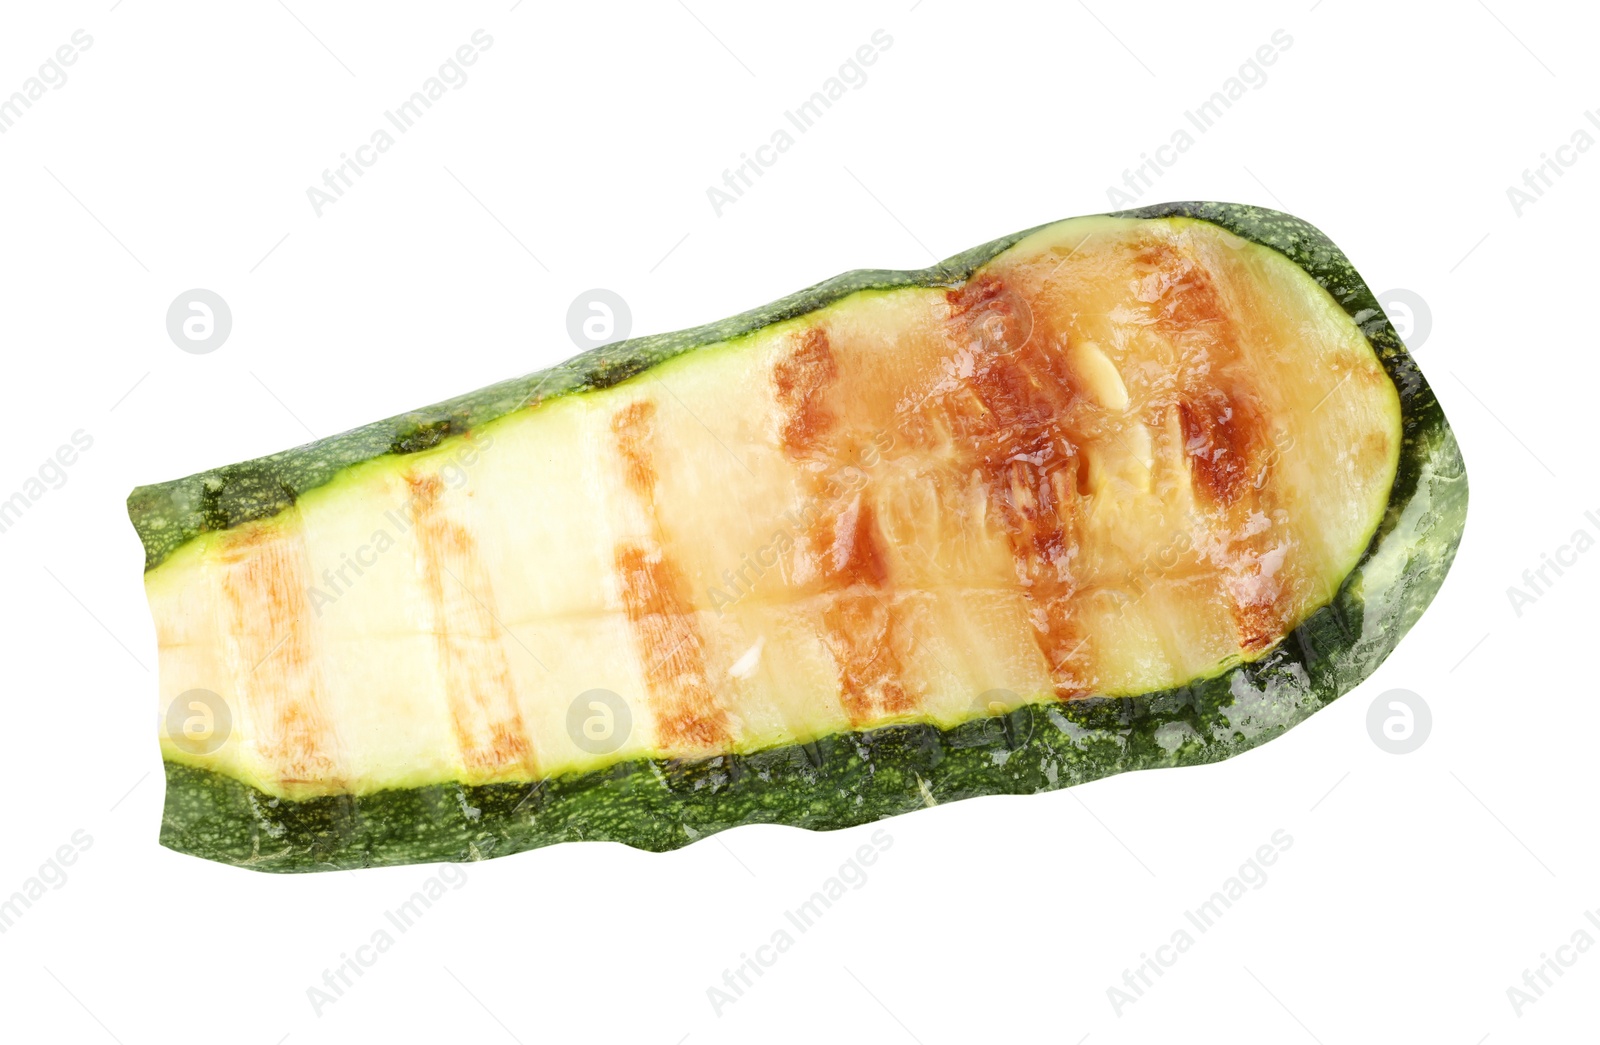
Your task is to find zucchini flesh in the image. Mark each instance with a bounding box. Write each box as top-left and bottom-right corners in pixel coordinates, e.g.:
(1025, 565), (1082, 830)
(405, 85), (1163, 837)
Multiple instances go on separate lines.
(129, 203), (1467, 872)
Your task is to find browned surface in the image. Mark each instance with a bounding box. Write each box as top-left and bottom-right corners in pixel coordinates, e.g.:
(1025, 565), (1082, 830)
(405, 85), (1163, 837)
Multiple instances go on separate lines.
(611, 399), (658, 497)
(816, 494), (917, 723)
(609, 397), (733, 752)
(614, 543), (731, 750)
(1127, 236), (1299, 654)
(406, 472), (539, 777)
(758, 232), (1322, 699)
(773, 326), (839, 454)
(932, 277), (1095, 696)
(217, 520), (342, 787)
(773, 326), (924, 724)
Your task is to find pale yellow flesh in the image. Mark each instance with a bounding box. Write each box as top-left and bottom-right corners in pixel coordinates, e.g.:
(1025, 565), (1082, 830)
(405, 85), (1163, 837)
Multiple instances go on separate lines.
(147, 216), (1402, 798)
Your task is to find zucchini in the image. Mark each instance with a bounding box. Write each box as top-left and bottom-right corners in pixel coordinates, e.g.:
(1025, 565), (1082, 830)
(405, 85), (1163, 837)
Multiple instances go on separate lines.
(130, 202), (1467, 872)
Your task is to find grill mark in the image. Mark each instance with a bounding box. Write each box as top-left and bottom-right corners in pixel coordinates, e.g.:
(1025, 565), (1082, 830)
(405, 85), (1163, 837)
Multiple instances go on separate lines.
(611, 399), (657, 496)
(609, 396), (731, 753)
(1177, 387), (1265, 507)
(829, 495), (889, 587)
(815, 496), (916, 722)
(773, 326), (839, 454)
(216, 519), (341, 788)
(1135, 237), (1296, 653)
(941, 278), (1094, 697)
(821, 592), (916, 722)
(614, 543), (730, 751)
(773, 326), (919, 724)
(1134, 240), (1233, 336)
(406, 473), (538, 777)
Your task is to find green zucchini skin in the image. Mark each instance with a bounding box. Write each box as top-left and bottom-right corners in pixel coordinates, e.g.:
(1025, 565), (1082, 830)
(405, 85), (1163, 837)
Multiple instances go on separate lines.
(141, 202), (1468, 873)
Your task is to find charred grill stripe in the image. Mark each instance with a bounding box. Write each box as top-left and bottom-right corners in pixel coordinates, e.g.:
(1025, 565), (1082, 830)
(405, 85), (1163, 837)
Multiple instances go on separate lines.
(406, 473), (539, 776)
(611, 399), (658, 497)
(942, 278), (1093, 699)
(609, 397), (732, 753)
(773, 327), (839, 455)
(1137, 236), (1297, 653)
(614, 543), (731, 750)
(216, 519), (342, 788)
(774, 327), (920, 725)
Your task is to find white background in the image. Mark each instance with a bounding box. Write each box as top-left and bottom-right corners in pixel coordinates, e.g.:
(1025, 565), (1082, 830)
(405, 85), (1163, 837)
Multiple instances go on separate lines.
(0, 0), (1592, 1041)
